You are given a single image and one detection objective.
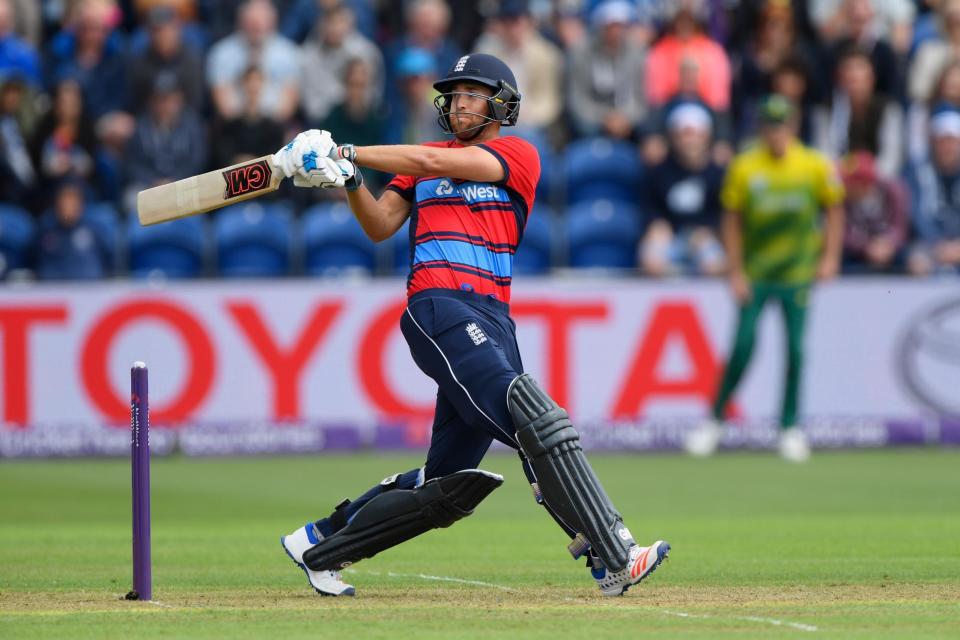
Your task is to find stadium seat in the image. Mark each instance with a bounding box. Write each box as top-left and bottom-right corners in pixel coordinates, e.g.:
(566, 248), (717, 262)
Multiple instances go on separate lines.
(562, 137), (642, 204)
(513, 206), (553, 275)
(38, 201), (121, 275)
(215, 202), (294, 277)
(303, 202), (375, 276)
(565, 199), (642, 270)
(0, 204), (35, 277)
(514, 128), (554, 201)
(127, 214), (207, 279)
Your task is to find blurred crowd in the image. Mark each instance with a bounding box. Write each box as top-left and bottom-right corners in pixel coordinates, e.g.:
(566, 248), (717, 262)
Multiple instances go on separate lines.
(0, 0), (959, 280)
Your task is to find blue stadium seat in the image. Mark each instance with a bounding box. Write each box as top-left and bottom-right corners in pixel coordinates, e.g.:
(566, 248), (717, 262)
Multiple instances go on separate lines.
(38, 201), (121, 274)
(303, 202), (375, 276)
(127, 214), (207, 279)
(565, 199), (641, 269)
(0, 204), (35, 277)
(563, 137), (642, 204)
(514, 128), (554, 201)
(215, 202), (293, 277)
(513, 206), (553, 275)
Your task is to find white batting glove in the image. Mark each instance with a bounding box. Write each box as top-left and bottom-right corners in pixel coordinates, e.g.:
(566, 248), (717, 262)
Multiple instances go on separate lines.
(292, 156), (355, 188)
(272, 129), (338, 180)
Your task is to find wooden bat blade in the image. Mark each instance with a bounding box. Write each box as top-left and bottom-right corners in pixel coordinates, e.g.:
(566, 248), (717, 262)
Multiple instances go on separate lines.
(137, 155), (283, 226)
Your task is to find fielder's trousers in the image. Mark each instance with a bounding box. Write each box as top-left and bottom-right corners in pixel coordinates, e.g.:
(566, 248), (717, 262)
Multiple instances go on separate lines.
(712, 282), (810, 429)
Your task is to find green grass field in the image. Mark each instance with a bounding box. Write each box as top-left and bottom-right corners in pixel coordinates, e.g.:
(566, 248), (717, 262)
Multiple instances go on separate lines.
(1, 450), (959, 639)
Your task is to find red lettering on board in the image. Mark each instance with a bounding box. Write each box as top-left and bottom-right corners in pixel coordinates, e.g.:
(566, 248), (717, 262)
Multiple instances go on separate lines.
(0, 306), (69, 425)
(227, 301), (344, 420)
(80, 300), (215, 423)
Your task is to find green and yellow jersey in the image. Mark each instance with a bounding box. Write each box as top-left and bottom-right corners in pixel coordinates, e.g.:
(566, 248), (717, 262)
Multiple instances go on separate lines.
(720, 141), (844, 285)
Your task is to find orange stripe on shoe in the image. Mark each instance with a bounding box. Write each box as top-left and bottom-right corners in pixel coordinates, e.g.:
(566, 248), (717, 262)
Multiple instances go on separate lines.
(631, 547), (652, 579)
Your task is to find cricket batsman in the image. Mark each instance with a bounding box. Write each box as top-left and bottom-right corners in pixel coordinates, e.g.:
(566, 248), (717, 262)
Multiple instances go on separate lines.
(270, 54), (669, 596)
(684, 95), (845, 462)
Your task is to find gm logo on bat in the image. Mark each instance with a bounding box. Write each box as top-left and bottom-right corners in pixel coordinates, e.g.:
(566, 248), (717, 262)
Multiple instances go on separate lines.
(223, 159), (272, 199)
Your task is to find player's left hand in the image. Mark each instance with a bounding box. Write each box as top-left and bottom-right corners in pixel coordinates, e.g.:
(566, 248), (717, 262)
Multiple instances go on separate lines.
(816, 257), (840, 281)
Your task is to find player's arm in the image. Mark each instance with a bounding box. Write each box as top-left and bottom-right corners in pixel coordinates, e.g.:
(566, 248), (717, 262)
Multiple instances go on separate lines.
(817, 203), (845, 280)
(351, 145), (505, 183)
(346, 185), (410, 243)
(721, 209), (751, 303)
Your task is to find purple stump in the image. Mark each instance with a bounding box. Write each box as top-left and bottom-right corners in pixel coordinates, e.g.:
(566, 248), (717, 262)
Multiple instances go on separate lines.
(127, 361), (152, 601)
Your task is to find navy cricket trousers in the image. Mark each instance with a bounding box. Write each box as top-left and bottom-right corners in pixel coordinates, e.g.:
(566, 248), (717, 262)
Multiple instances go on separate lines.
(401, 288), (525, 478)
(313, 288), (526, 538)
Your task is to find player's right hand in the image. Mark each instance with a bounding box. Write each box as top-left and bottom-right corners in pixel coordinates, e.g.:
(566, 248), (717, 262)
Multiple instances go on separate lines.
(730, 271), (752, 303)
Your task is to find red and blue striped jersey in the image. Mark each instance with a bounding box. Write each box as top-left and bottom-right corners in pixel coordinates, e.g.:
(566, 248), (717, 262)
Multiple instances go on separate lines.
(386, 136), (540, 303)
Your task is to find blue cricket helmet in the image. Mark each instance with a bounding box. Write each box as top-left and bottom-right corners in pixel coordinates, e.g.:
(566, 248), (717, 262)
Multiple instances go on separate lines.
(432, 53), (522, 133)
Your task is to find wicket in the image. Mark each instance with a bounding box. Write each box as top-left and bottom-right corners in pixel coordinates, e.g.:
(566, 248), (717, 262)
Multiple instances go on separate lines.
(126, 361), (152, 601)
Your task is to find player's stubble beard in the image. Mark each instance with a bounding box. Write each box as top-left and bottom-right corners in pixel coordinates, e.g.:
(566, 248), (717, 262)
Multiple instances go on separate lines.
(450, 107), (496, 144)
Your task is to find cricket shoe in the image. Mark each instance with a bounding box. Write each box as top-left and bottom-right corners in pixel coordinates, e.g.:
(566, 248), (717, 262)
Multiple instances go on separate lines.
(684, 419), (723, 457)
(281, 523), (355, 596)
(778, 428), (811, 463)
(592, 541), (671, 597)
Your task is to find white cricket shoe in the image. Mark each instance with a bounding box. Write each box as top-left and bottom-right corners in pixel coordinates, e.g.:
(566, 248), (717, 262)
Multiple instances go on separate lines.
(281, 523), (355, 596)
(684, 419), (723, 457)
(778, 428), (811, 463)
(592, 541), (670, 597)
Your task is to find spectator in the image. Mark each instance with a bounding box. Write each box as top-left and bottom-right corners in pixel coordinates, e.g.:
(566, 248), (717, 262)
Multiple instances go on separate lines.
(732, 1), (819, 143)
(475, 0), (563, 132)
(29, 78), (97, 187)
(768, 56), (816, 144)
(645, 64), (733, 165)
(814, 46), (903, 178)
(48, 0), (129, 120)
(909, 0), (960, 106)
(212, 65), (284, 168)
(567, 1), (648, 140)
(0, 72), (35, 203)
(280, 0), (375, 43)
(0, 0), (39, 86)
(128, 5), (205, 114)
(729, 0), (818, 51)
(811, 0), (914, 56)
(907, 105), (960, 275)
(544, 0), (588, 51)
(35, 177), (110, 279)
(300, 3), (383, 126)
(908, 59), (960, 165)
(206, 0), (300, 123)
(383, 0), (461, 87)
(383, 47), (442, 145)
(640, 102), (725, 277)
(9, 0), (40, 46)
(839, 151), (908, 272)
(124, 72), (207, 211)
(819, 0), (903, 100)
(646, 0), (731, 113)
(320, 58), (386, 168)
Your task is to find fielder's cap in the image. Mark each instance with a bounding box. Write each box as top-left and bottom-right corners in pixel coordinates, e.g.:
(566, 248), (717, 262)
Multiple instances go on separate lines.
(498, 0), (530, 18)
(667, 102), (712, 132)
(930, 104), (960, 138)
(592, 0), (637, 27)
(839, 151), (877, 184)
(758, 94), (793, 124)
(397, 47), (436, 78)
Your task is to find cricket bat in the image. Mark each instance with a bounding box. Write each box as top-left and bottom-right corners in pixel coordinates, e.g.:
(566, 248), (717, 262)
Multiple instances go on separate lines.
(137, 155), (283, 226)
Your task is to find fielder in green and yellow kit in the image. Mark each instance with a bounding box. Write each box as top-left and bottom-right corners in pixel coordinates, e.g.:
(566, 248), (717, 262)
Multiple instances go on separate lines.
(685, 95), (845, 462)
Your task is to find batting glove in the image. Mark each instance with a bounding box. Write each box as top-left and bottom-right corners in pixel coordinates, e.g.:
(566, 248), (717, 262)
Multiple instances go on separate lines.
(273, 129), (344, 187)
(333, 144), (364, 192)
